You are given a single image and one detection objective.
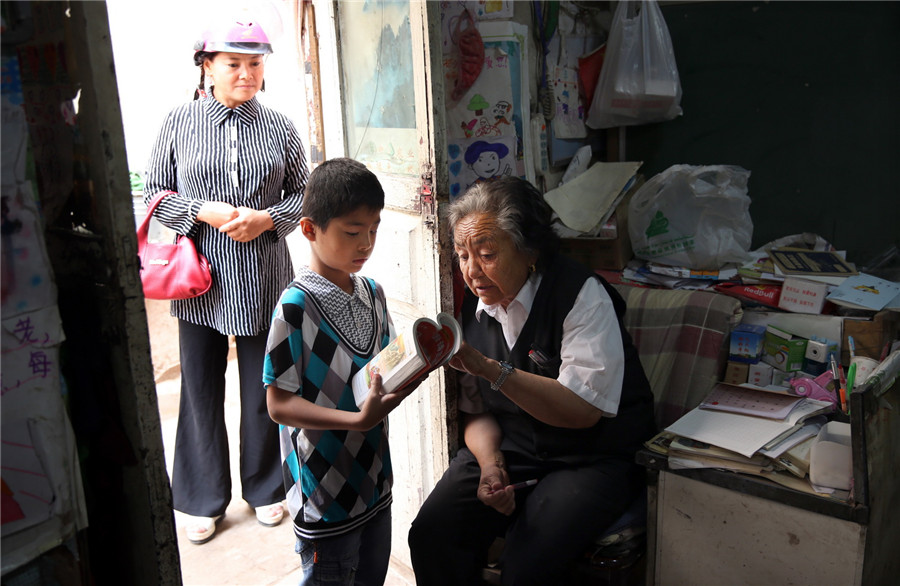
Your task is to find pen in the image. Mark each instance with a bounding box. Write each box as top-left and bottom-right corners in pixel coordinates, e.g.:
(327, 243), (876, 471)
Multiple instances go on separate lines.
(488, 479), (539, 495)
(846, 362), (857, 396)
(848, 336), (856, 360)
(829, 353), (841, 407)
(508, 479), (539, 491)
(838, 364), (848, 413)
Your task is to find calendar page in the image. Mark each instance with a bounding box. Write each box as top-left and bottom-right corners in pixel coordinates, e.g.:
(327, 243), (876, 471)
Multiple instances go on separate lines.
(699, 383), (802, 420)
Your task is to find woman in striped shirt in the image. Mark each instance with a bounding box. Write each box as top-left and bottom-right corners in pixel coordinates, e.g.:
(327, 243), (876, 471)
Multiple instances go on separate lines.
(143, 17), (308, 545)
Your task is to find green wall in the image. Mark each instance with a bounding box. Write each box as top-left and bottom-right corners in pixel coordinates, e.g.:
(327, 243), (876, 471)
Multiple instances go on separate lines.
(624, 0), (900, 268)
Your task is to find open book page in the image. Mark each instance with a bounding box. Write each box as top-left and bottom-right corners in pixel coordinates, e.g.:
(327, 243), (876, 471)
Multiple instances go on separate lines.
(352, 312), (461, 407)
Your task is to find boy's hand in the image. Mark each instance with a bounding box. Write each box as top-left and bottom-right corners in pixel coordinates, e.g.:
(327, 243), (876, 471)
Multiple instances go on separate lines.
(357, 374), (423, 430)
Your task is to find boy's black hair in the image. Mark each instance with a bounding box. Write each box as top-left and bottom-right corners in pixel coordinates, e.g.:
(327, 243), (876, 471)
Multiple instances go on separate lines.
(302, 158), (385, 228)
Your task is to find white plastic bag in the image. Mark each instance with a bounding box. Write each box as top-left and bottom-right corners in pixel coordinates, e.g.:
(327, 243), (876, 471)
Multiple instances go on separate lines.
(586, 0), (682, 129)
(628, 165), (753, 270)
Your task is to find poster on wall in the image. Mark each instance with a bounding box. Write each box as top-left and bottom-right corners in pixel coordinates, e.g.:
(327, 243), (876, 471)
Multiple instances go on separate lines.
(339, 1), (418, 175)
(444, 21), (532, 198)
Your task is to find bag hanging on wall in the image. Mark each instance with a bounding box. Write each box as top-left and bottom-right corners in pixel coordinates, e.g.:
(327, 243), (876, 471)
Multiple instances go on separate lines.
(586, 0), (682, 129)
(137, 191), (212, 300)
(551, 31), (588, 140)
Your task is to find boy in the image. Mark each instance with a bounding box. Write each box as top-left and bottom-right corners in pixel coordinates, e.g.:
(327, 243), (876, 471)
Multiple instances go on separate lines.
(263, 158), (418, 584)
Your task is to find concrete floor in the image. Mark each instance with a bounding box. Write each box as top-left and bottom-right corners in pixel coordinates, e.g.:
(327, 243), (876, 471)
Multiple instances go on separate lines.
(149, 301), (416, 586)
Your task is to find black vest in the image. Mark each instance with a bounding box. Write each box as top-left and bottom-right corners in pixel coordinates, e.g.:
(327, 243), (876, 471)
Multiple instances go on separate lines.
(461, 255), (656, 464)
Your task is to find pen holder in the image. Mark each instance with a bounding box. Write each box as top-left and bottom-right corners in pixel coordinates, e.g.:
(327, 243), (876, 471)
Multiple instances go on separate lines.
(850, 356), (879, 386)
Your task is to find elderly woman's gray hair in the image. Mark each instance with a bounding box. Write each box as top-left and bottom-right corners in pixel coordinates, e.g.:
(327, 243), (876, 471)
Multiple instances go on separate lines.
(447, 177), (560, 270)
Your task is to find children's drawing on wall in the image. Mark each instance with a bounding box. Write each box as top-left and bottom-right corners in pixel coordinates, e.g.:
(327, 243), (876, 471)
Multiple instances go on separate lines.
(551, 60), (587, 139)
(458, 96), (513, 139)
(448, 137), (516, 198)
(0, 419), (55, 534)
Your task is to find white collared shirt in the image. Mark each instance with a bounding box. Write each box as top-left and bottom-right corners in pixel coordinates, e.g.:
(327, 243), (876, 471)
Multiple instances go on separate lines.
(466, 273), (625, 416)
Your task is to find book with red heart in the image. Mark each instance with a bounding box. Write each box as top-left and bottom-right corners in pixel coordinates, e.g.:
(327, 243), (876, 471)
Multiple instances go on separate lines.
(352, 312), (462, 407)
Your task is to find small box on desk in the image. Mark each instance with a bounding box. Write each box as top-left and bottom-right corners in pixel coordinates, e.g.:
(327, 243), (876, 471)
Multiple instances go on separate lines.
(762, 325), (808, 372)
(778, 277), (828, 314)
(723, 361), (749, 385)
(748, 362), (774, 386)
(729, 323), (766, 364)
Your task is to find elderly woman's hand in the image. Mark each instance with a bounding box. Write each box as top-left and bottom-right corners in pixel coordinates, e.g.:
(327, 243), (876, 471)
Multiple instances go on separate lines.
(477, 462), (515, 515)
(448, 341), (491, 380)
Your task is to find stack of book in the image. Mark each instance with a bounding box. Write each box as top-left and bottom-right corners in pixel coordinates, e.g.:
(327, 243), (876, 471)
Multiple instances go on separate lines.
(646, 383), (846, 499)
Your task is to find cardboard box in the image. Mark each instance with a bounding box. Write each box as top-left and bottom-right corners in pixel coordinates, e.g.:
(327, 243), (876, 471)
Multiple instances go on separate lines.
(559, 226), (633, 271)
(729, 323), (766, 364)
(762, 325), (808, 372)
(778, 277), (828, 314)
(841, 310), (900, 363)
(723, 361), (749, 385)
(748, 362), (774, 386)
(771, 369), (794, 388)
(558, 176), (642, 271)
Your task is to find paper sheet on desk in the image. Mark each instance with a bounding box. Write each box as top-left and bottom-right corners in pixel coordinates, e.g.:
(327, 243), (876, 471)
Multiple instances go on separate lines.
(665, 398), (831, 459)
(543, 161), (641, 233)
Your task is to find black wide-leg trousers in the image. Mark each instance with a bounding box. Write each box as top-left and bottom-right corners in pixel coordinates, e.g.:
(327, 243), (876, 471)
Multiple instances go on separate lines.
(170, 319), (284, 517)
(409, 447), (641, 586)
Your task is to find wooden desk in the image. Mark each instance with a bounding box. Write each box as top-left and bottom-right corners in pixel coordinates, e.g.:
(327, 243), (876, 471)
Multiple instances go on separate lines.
(637, 374), (900, 585)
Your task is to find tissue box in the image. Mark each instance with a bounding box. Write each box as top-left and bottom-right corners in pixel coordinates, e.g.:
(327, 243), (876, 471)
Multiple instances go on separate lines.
(762, 325), (808, 372)
(729, 323), (766, 364)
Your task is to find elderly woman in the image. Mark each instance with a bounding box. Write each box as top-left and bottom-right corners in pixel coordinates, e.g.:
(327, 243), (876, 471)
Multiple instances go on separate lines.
(409, 177), (656, 585)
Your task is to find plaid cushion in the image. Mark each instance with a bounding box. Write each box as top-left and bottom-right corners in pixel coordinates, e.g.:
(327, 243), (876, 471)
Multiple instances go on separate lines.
(613, 285), (743, 429)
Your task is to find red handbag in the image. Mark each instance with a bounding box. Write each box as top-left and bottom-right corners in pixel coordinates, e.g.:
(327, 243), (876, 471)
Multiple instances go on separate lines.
(137, 191), (212, 300)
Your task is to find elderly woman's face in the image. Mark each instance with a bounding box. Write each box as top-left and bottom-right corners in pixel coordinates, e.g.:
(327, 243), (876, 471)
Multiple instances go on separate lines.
(454, 213), (535, 309)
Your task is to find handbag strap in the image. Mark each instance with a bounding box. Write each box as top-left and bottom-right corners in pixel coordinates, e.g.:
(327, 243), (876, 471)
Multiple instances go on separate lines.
(136, 191), (177, 248)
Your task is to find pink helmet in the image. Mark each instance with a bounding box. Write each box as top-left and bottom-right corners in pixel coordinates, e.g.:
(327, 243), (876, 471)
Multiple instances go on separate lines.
(193, 19), (273, 56)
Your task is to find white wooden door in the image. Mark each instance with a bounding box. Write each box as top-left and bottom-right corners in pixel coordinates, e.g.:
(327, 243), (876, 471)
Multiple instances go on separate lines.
(312, 0), (451, 570)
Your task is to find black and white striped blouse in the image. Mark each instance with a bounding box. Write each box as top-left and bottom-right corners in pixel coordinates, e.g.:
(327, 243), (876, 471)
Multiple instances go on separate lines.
(143, 95), (308, 336)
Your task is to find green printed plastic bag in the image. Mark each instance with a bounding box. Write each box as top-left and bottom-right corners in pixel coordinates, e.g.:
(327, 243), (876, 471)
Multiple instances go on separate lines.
(628, 165), (753, 270)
